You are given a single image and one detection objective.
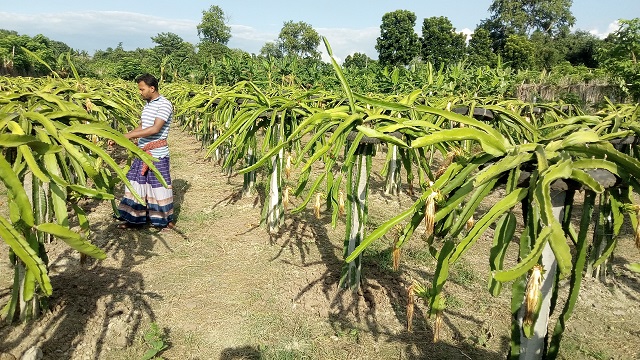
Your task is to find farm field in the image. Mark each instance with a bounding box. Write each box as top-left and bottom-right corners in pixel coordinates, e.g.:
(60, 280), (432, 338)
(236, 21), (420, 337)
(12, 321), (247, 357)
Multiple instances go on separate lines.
(1, 122), (639, 360)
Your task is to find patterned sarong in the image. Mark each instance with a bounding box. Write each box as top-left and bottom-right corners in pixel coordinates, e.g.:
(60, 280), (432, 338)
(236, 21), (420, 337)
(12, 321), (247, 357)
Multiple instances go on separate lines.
(117, 156), (174, 227)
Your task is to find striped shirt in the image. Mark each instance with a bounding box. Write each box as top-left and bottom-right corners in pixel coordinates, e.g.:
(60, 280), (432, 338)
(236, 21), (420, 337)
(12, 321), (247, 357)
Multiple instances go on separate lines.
(137, 95), (173, 158)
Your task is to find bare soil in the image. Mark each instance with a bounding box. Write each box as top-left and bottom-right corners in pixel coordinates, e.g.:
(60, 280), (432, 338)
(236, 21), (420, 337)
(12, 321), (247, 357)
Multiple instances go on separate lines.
(1, 123), (639, 360)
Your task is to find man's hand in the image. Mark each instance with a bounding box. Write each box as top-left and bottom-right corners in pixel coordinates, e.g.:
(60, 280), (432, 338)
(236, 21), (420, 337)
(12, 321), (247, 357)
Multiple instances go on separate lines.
(107, 138), (137, 148)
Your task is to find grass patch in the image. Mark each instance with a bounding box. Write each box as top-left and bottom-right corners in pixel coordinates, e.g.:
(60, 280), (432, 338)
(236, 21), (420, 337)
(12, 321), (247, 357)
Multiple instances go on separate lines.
(404, 246), (436, 268)
(558, 334), (613, 360)
(362, 247), (394, 274)
(445, 294), (464, 310)
(248, 312), (313, 345)
(259, 345), (311, 360)
(450, 258), (479, 287)
(176, 208), (220, 225)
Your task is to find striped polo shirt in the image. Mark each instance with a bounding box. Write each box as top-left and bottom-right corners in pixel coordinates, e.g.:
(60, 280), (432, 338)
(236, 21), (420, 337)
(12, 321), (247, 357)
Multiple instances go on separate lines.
(137, 95), (173, 158)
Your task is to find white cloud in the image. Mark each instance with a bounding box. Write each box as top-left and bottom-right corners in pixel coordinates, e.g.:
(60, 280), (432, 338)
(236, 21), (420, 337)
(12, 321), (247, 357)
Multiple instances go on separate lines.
(229, 25), (380, 63)
(229, 24), (276, 43)
(0, 11), (199, 51)
(0, 10), (380, 62)
(316, 27), (379, 63)
(460, 28), (473, 42)
(586, 20), (620, 39)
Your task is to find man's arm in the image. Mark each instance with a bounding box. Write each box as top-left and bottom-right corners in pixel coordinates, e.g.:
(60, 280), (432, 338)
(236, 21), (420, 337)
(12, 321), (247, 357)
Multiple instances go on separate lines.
(125, 118), (165, 140)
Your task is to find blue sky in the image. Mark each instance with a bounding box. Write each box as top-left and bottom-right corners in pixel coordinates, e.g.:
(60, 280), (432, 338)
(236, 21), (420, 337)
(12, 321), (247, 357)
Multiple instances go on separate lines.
(0, 1), (636, 63)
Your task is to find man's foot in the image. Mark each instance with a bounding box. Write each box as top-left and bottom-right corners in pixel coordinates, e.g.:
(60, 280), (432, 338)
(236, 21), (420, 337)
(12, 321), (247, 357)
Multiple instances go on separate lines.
(160, 222), (176, 232)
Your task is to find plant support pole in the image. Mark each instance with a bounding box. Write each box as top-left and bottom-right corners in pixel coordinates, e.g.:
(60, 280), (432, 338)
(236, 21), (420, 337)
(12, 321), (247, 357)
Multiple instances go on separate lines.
(342, 143), (372, 289)
(519, 190), (564, 360)
(267, 124), (283, 233)
(243, 142), (256, 198)
(385, 144), (401, 196)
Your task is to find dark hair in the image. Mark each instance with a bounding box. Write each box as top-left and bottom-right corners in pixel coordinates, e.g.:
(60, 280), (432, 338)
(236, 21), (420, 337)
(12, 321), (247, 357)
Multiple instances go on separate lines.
(135, 73), (159, 91)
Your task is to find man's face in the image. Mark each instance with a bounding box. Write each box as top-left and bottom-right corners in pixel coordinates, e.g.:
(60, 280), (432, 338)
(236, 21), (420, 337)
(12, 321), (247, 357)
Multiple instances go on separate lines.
(138, 82), (155, 101)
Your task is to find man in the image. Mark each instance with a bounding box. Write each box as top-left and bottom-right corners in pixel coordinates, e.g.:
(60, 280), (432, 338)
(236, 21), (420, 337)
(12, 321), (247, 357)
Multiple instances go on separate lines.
(116, 73), (175, 231)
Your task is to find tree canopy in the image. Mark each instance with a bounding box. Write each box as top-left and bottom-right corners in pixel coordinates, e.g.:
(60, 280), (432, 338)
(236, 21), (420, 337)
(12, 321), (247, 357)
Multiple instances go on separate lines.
(376, 10), (421, 67)
(420, 16), (467, 69)
(467, 27), (497, 67)
(502, 34), (535, 70)
(260, 42), (283, 59)
(0, 5), (633, 104)
(277, 21), (321, 59)
(488, 0), (575, 37)
(597, 18), (640, 100)
(344, 52), (374, 69)
(197, 5), (231, 45)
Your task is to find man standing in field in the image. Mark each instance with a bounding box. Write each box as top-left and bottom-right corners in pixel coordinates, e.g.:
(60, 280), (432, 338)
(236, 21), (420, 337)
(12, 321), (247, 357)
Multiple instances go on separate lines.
(115, 73), (175, 231)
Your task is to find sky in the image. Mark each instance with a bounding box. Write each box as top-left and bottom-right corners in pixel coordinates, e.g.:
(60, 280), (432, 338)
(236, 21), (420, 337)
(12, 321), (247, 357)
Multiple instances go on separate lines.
(0, 1), (637, 63)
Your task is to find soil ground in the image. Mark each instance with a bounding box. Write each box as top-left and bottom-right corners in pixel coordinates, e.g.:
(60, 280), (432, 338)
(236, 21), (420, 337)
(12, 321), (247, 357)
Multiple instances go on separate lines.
(1, 123), (639, 360)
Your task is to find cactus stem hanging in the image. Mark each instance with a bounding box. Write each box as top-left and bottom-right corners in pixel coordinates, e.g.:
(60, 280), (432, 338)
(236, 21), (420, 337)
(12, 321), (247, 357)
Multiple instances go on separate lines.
(424, 185), (437, 238)
(406, 284), (415, 332)
(314, 193), (322, 219)
(523, 265), (543, 327)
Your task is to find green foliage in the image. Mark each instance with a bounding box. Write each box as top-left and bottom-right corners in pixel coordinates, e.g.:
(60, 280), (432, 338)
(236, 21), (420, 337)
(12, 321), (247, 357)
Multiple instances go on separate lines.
(343, 52), (373, 70)
(197, 5), (231, 45)
(376, 10), (421, 67)
(420, 16), (467, 69)
(141, 322), (169, 360)
(260, 42), (283, 59)
(169, 56), (640, 357)
(596, 18), (640, 100)
(0, 76), (166, 322)
(502, 34), (535, 70)
(150, 32), (196, 82)
(467, 27), (498, 67)
(560, 30), (602, 68)
(115, 56), (144, 81)
(487, 0), (575, 37)
(530, 31), (564, 70)
(277, 21), (321, 59)
(0, 33), (55, 76)
(197, 41), (232, 64)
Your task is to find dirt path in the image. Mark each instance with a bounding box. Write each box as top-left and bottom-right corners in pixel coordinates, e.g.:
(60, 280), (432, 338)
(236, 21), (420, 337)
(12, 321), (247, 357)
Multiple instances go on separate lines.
(1, 122), (640, 359)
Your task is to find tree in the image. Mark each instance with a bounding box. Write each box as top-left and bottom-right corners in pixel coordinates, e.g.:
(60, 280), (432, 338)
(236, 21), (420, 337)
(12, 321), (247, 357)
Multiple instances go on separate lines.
(480, 0), (575, 54)
(597, 18), (640, 100)
(260, 42), (283, 59)
(151, 32), (195, 81)
(49, 40), (74, 57)
(477, 17), (511, 53)
(376, 10), (420, 67)
(115, 55), (144, 81)
(343, 52), (373, 69)
(277, 21), (321, 59)
(467, 27), (497, 67)
(561, 30), (601, 68)
(197, 5), (231, 45)
(152, 32), (190, 57)
(197, 42), (231, 63)
(0, 33), (55, 76)
(420, 16), (467, 69)
(501, 34), (535, 70)
(487, 0), (575, 37)
(530, 30), (564, 70)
